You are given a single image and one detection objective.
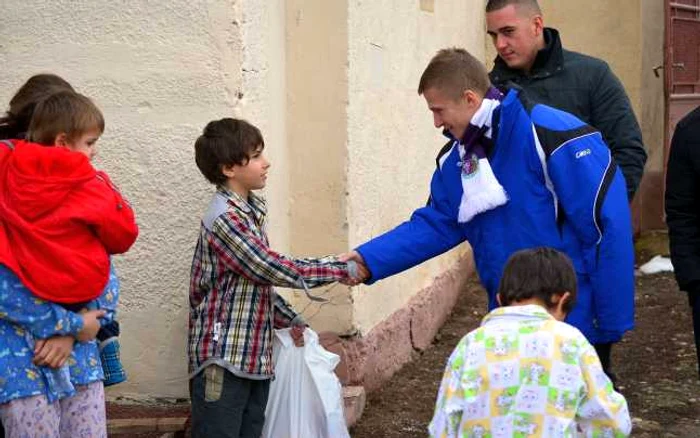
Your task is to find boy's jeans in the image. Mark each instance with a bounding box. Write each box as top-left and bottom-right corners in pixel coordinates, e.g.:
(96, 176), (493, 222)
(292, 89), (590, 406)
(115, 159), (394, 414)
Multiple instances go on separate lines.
(190, 365), (270, 438)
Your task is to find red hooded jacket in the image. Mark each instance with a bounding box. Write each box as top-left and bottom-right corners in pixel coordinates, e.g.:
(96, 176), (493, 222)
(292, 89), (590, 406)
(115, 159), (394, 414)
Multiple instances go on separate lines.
(0, 140), (138, 303)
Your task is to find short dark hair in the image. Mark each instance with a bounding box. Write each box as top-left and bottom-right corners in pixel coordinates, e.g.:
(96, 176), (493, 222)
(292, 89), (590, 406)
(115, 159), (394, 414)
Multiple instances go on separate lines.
(0, 74), (74, 140)
(498, 247), (577, 313)
(27, 91), (104, 145)
(194, 118), (264, 185)
(418, 48), (491, 99)
(485, 0), (541, 14)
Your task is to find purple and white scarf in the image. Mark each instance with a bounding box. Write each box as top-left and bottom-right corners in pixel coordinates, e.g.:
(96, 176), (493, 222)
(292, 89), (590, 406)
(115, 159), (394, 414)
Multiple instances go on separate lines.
(456, 87), (507, 223)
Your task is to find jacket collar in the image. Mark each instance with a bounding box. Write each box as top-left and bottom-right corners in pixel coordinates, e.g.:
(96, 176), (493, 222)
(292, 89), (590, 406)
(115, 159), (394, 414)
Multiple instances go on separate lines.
(490, 27), (564, 83)
(481, 304), (554, 327)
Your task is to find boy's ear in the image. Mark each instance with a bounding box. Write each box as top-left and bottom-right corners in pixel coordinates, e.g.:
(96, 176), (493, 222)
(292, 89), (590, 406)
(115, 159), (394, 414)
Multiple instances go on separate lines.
(221, 164), (236, 178)
(496, 293), (503, 307)
(552, 291), (572, 316)
(53, 133), (69, 148)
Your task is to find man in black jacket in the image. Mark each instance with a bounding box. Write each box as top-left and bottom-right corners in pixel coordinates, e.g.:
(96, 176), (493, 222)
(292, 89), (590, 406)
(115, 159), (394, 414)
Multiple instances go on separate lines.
(665, 106), (700, 379)
(485, 0), (647, 202)
(485, 0), (647, 384)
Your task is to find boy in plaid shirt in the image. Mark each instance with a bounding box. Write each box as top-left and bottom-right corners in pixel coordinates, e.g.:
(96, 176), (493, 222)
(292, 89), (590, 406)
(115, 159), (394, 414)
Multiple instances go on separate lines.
(429, 248), (631, 437)
(188, 118), (353, 438)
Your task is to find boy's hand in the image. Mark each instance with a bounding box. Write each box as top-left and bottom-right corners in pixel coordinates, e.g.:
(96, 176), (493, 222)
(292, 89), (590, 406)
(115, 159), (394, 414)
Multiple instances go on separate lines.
(33, 336), (74, 368)
(290, 325), (305, 347)
(339, 251), (370, 285)
(77, 309), (106, 342)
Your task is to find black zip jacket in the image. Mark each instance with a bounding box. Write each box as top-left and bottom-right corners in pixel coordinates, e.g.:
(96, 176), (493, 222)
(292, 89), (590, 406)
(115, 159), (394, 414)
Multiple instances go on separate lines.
(666, 105), (700, 294)
(490, 28), (647, 200)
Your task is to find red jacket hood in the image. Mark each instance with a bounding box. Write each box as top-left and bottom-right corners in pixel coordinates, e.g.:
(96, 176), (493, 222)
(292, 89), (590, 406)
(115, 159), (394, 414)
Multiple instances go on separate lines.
(0, 140), (96, 220)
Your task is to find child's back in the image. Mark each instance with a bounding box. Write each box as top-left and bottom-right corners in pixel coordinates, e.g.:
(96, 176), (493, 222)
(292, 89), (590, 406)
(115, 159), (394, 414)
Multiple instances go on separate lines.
(429, 248), (631, 437)
(431, 305), (630, 437)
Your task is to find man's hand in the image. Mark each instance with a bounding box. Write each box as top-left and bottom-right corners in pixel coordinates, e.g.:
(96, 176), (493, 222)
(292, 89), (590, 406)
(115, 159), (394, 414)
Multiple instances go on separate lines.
(33, 336), (74, 368)
(77, 309), (106, 342)
(290, 325), (305, 347)
(339, 251), (370, 285)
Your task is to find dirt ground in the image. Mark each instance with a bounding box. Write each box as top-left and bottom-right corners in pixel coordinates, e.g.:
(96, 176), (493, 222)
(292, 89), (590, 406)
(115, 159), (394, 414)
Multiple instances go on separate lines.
(351, 272), (700, 438)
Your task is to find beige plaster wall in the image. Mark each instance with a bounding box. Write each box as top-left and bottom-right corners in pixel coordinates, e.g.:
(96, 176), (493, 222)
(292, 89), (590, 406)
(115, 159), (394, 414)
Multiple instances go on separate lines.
(242, 0), (291, 254)
(0, 0), (289, 399)
(346, 0), (484, 334)
(533, 1), (645, 120)
(284, 0), (354, 334)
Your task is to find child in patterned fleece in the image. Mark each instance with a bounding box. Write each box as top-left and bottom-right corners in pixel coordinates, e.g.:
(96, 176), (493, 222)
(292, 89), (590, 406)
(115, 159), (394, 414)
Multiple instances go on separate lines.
(430, 247), (631, 437)
(188, 118), (353, 438)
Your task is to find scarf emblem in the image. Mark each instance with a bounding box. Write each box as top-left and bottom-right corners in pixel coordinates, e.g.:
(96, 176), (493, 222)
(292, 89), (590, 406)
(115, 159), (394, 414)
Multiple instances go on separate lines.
(460, 153), (480, 179)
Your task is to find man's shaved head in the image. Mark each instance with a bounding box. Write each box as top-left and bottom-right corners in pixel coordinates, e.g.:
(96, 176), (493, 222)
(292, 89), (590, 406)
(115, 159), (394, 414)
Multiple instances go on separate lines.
(486, 0), (541, 15)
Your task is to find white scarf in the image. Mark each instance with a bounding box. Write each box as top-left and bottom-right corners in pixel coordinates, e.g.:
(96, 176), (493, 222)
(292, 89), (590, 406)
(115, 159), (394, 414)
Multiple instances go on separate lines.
(455, 91), (508, 223)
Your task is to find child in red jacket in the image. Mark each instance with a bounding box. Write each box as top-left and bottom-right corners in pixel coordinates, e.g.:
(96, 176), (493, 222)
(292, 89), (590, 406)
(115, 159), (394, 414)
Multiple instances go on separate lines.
(0, 90), (138, 437)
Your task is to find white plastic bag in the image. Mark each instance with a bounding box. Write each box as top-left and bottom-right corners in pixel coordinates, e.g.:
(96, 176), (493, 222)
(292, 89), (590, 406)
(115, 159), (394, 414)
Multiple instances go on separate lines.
(262, 328), (350, 438)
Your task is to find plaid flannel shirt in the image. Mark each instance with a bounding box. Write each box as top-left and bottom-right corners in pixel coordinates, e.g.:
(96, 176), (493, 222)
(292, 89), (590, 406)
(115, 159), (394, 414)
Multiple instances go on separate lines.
(188, 187), (349, 379)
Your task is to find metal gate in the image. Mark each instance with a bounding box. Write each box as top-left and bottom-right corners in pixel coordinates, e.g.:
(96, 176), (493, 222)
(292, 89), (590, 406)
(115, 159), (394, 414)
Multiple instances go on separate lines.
(666, 1), (700, 157)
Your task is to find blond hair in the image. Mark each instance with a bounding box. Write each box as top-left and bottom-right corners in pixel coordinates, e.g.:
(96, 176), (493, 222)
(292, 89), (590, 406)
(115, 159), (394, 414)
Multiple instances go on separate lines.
(418, 48), (491, 99)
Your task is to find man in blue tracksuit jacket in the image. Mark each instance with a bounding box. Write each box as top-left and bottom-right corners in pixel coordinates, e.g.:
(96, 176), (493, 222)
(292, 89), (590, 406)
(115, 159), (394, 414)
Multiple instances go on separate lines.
(350, 48), (635, 380)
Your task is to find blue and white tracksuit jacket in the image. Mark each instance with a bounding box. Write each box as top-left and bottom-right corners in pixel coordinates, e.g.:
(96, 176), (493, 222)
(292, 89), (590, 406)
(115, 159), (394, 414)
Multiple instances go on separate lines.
(356, 89), (635, 344)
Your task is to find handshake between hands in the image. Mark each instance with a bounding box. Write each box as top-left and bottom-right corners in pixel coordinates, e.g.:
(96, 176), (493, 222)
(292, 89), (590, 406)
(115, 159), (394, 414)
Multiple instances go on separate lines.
(338, 250), (370, 286)
(289, 251), (368, 349)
